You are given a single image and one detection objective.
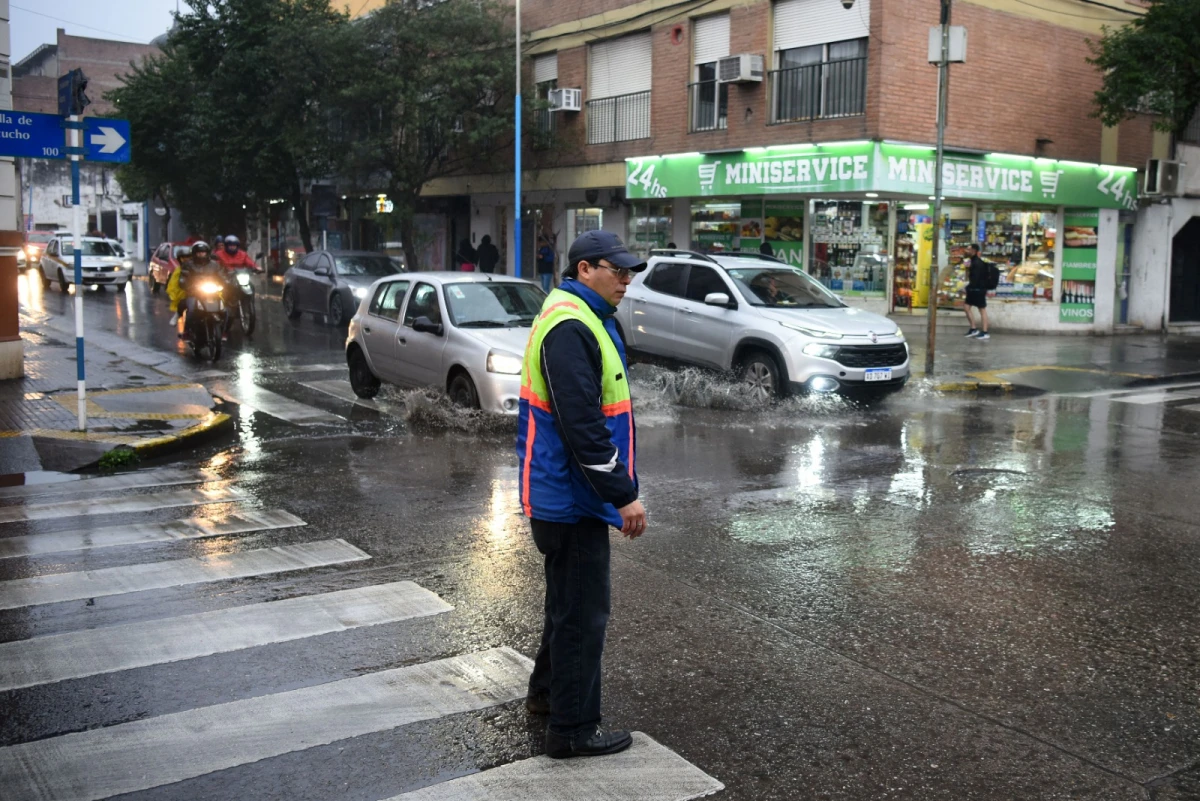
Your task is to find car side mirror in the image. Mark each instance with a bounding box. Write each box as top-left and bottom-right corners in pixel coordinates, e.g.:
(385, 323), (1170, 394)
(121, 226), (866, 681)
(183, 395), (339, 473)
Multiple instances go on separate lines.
(412, 315), (443, 336)
(704, 292), (733, 308)
(314, 267), (330, 277)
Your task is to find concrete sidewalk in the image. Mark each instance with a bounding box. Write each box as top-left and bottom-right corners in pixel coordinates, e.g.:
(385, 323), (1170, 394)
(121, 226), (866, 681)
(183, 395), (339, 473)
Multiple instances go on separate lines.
(0, 318), (231, 477)
(904, 329), (1200, 394)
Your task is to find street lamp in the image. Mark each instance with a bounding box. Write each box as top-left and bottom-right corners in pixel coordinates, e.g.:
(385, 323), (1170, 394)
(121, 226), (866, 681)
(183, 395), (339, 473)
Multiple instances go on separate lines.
(513, 0), (522, 278)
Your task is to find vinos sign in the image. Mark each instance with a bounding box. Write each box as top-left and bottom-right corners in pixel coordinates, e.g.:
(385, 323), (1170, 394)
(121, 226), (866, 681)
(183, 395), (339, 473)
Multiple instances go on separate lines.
(626, 142), (1137, 210)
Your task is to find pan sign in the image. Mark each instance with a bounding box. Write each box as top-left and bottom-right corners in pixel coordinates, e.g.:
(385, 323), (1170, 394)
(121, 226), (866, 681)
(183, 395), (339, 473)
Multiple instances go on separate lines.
(0, 111), (131, 163)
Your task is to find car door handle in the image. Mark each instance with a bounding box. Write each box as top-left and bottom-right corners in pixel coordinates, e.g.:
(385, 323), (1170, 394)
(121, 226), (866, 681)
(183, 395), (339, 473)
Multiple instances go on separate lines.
(677, 307), (694, 314)
(632, 297), (646, 303)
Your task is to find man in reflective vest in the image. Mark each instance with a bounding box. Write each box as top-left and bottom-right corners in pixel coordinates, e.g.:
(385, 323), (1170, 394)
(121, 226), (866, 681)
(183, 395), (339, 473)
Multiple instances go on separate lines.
(517, 230), (648, 759)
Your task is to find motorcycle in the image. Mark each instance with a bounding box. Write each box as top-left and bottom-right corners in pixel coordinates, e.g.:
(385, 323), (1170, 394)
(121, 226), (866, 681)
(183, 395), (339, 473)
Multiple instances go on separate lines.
(224, 268), (258, 337)
(185, 278), (226, 362)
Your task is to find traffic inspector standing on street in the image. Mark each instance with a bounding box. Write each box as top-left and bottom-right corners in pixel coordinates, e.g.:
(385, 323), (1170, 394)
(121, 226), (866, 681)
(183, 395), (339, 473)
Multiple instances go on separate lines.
(517, 230), (648, 760)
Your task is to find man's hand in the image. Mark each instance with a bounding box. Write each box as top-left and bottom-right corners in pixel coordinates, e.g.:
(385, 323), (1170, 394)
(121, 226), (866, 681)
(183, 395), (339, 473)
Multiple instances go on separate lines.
(617, 500), (647, 539)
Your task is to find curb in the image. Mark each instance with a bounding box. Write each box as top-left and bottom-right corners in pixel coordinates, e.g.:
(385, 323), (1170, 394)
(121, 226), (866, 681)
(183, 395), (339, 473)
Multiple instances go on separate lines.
(127, 409), (235, 460)
(933, 380), (1016, 394)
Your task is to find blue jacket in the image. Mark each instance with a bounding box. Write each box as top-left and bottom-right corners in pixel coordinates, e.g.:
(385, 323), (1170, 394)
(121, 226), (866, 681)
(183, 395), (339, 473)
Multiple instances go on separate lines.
(516, 280), (638, 527)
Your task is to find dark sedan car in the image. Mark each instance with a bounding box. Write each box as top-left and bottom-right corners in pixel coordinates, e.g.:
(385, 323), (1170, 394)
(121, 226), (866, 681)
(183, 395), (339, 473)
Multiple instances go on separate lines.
(282, 250), (403, 325)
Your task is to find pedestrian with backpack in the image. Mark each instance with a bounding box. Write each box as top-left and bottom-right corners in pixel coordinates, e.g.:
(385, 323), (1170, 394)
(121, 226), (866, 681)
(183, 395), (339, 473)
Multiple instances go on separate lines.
(963, 243), (997, 341)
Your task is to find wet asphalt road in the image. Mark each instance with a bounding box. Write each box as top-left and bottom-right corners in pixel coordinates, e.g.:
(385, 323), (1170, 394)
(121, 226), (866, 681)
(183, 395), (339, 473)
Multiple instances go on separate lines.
(4, 273), (1200, 800)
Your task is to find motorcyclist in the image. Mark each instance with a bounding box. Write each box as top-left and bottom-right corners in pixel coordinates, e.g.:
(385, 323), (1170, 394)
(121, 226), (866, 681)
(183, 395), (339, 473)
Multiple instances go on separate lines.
(178, 241), (227, 340)
(215, 235), (259, 271)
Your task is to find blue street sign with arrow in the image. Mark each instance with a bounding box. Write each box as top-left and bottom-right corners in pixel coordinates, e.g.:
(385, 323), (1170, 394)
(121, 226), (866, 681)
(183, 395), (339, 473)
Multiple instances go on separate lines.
(83, 118), (130, 163)
(0, 111), (131, 163)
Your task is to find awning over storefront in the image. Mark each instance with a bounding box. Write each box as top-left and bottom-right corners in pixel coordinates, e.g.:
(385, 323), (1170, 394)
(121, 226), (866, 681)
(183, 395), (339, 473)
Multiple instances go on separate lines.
(625, 141), (1138, 211)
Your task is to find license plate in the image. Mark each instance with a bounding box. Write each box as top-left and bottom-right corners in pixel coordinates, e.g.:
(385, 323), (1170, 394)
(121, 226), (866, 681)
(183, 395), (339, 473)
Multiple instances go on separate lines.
(864, 368), (892, 382)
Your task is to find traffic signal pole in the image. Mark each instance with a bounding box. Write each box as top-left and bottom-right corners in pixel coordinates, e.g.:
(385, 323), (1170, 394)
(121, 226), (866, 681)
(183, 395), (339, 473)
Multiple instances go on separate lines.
(66, 115), (86, 430)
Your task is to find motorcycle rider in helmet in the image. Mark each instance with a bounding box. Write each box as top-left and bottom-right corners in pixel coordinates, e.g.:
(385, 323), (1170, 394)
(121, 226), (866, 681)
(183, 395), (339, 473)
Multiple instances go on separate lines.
(178, 241), (227, 339)
(215, 234), (258, 271)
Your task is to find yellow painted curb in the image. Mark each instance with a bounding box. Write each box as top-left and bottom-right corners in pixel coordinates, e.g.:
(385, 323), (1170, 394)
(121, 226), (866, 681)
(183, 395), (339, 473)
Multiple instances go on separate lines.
(934, 380), (1014, 393)
(130, 412), (232, 454)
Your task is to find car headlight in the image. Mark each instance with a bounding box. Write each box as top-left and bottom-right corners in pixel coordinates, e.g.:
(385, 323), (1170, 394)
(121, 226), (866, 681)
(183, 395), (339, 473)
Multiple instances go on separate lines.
(122, 259), (133, 269)
(352, 287), (368, 299)
(25, 246), (37, 256)
(780, 321), (843, 340)
(235, 271), (252, 287)
(486, 350), (523, 375)
(802, 343), (840, 359)
(197, 281), (223, 295)
(893, 328), (904, 341)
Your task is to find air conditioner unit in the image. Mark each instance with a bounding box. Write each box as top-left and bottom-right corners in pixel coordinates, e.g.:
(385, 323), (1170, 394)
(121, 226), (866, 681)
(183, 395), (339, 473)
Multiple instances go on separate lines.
(548, 88), (582, 112)
(1144, 159), (1181, 196)
(718, 54), (764, 83)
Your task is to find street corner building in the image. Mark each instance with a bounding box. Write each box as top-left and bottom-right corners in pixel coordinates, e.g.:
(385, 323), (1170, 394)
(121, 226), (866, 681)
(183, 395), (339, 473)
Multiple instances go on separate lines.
(402, 0), (1200, 336)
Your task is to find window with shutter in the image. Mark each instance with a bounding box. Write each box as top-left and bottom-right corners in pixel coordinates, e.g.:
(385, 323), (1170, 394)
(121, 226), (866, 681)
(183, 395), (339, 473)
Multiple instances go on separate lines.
(587, 32), (652, 144)
(773, 0), (870, 52)
(691, 14), (731, 133)
(693, 14), (730, 65)
(533, 54), (557, 85)
(771, 0), (869, 122)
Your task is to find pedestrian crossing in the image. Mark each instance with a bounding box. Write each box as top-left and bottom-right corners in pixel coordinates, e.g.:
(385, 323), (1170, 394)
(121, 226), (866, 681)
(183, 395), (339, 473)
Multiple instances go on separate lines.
(0, 469), (722, 800)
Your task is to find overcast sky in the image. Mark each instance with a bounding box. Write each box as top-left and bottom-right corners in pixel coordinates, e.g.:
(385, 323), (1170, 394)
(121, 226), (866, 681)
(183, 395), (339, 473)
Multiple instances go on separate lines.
(10, 0), (180, 64)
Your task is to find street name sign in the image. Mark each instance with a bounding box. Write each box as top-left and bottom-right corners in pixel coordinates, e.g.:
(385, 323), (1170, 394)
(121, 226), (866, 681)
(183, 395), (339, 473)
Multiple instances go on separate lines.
(0, 111), (131, 163)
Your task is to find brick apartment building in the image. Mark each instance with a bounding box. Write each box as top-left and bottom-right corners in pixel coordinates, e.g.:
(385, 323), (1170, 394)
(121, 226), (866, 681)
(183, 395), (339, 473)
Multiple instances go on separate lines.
(371, 0), (1197, 334)
(11, 30), (161, 254)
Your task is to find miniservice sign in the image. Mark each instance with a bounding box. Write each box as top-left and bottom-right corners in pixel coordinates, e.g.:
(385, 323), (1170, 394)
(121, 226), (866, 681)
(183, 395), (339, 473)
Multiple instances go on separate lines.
(626, 142), (1137, 210)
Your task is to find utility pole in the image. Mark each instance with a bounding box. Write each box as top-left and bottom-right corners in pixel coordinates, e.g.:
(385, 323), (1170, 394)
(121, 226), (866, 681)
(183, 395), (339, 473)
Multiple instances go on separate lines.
(926, 0), (952, 377)
(513, 0), (522, 278)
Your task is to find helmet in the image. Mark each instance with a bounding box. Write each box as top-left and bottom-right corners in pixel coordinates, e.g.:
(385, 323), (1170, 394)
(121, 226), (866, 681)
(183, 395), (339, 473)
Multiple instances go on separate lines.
(213, 235), (225, 245)
(224, 235), (240, 248)
(191, 241), (211, 256)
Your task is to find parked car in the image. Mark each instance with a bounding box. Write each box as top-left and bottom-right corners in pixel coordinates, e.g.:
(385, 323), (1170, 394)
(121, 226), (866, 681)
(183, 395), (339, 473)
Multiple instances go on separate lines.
(148, 242), (193, 292)
(38, 236), (133, 293)
(613, 250), (910, 399)
(345, 273), (546, 413)
(283, 250), (403, 325)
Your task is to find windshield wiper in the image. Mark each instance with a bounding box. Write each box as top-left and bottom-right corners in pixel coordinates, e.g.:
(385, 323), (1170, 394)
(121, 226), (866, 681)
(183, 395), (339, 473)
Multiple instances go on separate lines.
(457, 321), (508, 328)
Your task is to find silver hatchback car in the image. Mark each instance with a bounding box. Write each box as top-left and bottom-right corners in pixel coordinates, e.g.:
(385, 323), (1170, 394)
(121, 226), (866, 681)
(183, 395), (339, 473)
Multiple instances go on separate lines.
(345, 273), (546, 413)
(613, 250), (909, 398)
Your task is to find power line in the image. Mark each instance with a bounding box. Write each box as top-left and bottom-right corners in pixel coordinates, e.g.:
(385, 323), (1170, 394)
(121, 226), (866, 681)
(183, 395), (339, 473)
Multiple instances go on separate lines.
(11, 4), (151, 42)
(1009, 0), (1134, 22)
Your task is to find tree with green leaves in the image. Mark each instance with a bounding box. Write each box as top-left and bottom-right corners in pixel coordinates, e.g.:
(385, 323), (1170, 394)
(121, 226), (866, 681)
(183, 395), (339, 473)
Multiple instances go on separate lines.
(339, 0), (514, 269)
(109, 0), (355, 250)
(1089, 0), (1200, 139)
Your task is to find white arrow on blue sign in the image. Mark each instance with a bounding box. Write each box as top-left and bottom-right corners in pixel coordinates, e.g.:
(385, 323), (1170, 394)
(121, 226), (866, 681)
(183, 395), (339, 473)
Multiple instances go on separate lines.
(83, 118), (131, 163)
(0, 111), (131, 163)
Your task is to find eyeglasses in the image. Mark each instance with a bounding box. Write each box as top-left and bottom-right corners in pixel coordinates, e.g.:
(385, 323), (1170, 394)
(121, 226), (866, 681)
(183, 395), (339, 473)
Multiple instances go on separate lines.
(589, 261), (635, 281)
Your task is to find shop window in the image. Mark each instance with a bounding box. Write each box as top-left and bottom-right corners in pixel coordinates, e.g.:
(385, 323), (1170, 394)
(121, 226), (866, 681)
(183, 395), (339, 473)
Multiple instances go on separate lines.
(771, 38), (867, 123)
(972, 208), (1056, 305)
(810, 200), (887, 297)
(690, 201), (741, 253)
(566, 208), (603, 250)
(628, 202), (673, 259)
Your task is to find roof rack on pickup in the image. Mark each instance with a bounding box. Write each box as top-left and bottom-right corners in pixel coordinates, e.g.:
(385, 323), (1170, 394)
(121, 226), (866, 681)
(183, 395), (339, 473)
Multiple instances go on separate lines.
(647, 248), (720, 265)
(723, 250), (786, 264)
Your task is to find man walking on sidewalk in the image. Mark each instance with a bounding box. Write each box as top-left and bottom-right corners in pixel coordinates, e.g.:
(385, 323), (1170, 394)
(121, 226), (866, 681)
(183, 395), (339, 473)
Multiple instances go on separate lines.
(963, 244), (991, 341)
(516, 230), (648, 759)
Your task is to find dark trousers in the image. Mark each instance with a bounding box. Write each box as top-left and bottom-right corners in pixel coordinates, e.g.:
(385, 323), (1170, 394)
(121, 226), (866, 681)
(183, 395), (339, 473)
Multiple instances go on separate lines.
(528, 517), (611, 740)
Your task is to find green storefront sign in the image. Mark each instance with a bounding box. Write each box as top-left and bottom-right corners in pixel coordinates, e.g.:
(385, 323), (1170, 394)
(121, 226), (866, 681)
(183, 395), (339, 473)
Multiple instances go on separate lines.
(626, 142), (1138, 211)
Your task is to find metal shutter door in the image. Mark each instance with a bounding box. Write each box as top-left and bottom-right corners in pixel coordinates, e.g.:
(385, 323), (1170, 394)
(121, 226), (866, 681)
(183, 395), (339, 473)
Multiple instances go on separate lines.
(589, 32), (652, 99)
(693, 14), (730, 65)
(533, 53), (558, 84)
(773, 0), (871, 52)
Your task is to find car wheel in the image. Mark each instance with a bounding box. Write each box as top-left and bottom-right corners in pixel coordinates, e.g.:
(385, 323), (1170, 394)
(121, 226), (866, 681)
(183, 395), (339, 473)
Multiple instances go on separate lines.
(149, 275), (159, 293)
(39, 268), (51, 289)
(57, 269), (69, 293)
(348, 348), (381, 399)
(115, 283), (127, 293)
(739, 350), (781, 402)
(329, 293), (346, 326)
(448, 371), (480, 409)
(282, 287), (301, 319)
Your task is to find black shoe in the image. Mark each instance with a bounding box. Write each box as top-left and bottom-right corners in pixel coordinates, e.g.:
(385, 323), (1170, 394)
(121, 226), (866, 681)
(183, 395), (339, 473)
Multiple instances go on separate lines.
(525, 690), (550, 715)
(546, 727), (633, 759)
(964, 328), (978, 338)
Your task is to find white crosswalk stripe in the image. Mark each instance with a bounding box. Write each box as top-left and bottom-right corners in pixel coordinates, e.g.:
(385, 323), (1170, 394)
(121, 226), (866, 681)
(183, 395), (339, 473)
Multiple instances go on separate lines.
(0, 539), (369, 610)
(211, 380), (344, 424)
(390, 732), (724, 801)
(1110, 386), (1200, 405)
(0, 508), (305, 560)
(0, 472), (723, 801)
(0, 468), (215, 502)
(302, 378), (403, 413)
(0, 485), (246, 524)
(0, 648), (532, 801)
(0, 581), (451, 691)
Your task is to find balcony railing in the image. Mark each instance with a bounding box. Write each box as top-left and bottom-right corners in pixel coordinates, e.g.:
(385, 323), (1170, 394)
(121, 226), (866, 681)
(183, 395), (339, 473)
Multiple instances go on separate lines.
(688, 80), (728, 134)
(770, 57), (867, 124)
(586, 90), (651, 145)
(533, 107), (556, 150)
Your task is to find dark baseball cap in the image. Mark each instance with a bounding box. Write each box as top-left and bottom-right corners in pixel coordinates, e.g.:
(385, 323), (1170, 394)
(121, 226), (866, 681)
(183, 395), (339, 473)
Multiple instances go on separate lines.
(567, 230), (647, 272)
